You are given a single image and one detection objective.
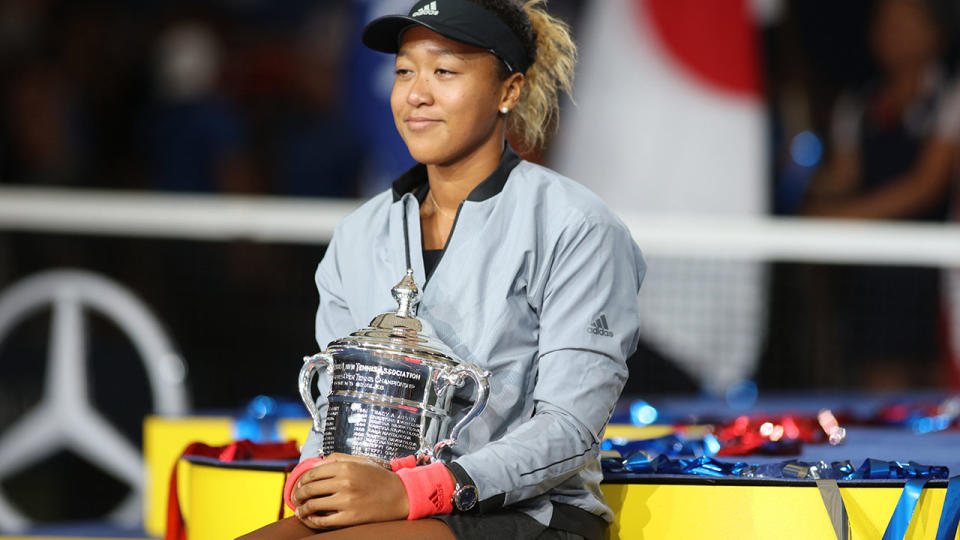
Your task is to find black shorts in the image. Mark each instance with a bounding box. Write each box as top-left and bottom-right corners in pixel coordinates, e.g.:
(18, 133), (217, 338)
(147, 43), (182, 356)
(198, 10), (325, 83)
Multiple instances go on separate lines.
(430, 504), (605, 540)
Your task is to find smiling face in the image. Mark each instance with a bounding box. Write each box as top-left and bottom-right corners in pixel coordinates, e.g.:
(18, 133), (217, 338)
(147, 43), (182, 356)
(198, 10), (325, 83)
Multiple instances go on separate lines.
(391, 26), (510, 166)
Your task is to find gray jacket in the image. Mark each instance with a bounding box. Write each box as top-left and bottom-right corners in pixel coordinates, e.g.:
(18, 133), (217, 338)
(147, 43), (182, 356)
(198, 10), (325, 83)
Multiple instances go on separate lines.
(300, 146), (645, 534)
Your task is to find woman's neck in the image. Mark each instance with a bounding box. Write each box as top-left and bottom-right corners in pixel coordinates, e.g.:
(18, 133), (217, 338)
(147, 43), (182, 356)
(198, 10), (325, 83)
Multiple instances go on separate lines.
(425, 136), (504, 212)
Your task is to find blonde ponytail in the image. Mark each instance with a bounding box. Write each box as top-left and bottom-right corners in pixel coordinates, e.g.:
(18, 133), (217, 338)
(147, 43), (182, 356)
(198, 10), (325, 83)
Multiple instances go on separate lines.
(508, 0), (577, 151)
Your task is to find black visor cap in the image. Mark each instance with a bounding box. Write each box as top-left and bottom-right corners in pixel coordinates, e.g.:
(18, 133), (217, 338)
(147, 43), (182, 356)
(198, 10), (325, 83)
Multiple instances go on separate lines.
(362, 0), (531, 74)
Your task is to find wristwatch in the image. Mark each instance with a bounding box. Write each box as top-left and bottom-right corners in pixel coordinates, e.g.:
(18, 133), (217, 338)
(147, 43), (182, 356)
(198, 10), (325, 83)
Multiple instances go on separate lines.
(452, 482), (478, 512)
(447, 462), (479, 512)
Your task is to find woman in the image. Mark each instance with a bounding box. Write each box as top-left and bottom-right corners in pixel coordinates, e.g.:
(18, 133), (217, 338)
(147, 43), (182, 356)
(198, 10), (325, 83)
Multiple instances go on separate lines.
(241, 1), (645, 538)
(804, 0), (960, 387)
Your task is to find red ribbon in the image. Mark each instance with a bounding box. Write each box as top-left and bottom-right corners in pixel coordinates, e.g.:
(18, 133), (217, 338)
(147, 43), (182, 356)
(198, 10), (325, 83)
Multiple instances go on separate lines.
(713, 414), (828, 456)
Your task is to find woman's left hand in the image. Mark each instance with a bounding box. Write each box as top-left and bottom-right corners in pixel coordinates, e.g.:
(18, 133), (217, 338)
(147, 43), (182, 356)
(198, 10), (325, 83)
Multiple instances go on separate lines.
(290, 453), (410, 530)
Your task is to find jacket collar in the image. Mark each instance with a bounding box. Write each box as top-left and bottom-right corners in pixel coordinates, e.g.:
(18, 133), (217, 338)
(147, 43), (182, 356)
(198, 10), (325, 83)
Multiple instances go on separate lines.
(391, 143), (522, 203)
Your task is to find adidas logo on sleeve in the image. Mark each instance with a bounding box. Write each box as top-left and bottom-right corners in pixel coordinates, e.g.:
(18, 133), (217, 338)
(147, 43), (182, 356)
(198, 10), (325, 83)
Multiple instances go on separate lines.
(412, 1), (440, 17)
(587, 314), (614, 337)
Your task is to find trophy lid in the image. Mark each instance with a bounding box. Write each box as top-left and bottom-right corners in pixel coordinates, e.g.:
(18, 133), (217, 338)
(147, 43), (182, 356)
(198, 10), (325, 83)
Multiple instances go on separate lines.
(327, 270), (459, 365)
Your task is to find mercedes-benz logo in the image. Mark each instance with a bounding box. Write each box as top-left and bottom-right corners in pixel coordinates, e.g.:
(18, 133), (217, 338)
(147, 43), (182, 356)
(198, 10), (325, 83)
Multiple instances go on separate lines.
(0, 269), (189, 532)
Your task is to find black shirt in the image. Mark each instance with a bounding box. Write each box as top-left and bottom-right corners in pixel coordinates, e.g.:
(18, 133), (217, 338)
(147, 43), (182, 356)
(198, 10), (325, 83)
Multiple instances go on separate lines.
(422, 248), (443, 281)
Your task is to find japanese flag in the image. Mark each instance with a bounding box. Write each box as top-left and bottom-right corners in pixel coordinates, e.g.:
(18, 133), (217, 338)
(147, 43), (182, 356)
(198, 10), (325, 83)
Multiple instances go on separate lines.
(553, 0), (768, 392)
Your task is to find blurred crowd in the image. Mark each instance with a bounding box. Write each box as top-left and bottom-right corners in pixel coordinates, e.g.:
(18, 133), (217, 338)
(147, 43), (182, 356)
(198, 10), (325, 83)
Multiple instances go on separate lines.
(1, 0), (960, 398)
(2, 0), (957, 209)
(2, 0), (960, 394)
(0, 0), (369, 196)
(769, 0), (960, 218)
(0, 0), (584, 198)
(762, 0), (960, 390)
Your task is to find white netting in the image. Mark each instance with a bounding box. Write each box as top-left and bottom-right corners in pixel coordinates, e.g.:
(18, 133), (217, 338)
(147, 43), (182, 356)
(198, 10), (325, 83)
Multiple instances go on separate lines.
(2, 186), (959, 392)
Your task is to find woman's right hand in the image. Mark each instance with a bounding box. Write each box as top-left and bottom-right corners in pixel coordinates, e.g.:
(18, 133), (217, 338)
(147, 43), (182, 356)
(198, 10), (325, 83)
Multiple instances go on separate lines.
(291, 453), (410, 530)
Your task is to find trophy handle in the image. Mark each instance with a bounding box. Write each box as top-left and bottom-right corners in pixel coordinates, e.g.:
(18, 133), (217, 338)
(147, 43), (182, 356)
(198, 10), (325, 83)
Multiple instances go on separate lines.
(432, 364), (490, 458)
(299, 352), (332, 434)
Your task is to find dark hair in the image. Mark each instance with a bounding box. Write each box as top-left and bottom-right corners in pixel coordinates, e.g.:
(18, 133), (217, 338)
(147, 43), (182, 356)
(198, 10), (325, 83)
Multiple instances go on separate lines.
(468, 0), (538, 74)
(467, 0), (577, 151)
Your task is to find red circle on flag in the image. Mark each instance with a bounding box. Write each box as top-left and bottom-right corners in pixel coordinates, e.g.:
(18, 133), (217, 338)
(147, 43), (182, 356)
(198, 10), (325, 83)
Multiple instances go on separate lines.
(637, 0), (762, 98)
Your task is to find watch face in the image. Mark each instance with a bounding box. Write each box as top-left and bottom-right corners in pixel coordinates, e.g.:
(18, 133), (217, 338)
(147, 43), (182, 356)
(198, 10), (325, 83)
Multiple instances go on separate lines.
(454, 484), (478, 511)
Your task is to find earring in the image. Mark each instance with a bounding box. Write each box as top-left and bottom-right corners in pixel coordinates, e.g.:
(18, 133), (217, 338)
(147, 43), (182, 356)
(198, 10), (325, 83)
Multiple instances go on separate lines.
(500, 106), (509, 114)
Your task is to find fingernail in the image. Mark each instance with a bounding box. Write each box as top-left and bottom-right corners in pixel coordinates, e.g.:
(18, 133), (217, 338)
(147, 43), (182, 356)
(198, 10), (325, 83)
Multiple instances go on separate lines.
(295, 508), (300, 518)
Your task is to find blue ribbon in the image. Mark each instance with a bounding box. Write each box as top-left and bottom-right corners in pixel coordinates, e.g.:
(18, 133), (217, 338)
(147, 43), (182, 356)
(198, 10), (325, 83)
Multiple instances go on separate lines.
(617, 452), (746, 477)
(602, 433), (720, 457)
(882, 478), (927, 540)
(936, 476), (960, 540)
(603, 455), (948, 483)
(852, 459), (948, 480)
(740, 460), (854, 480)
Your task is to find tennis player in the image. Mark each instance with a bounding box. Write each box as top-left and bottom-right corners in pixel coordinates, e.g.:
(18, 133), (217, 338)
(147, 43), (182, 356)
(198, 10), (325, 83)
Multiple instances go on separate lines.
(240, 1), (644, 538)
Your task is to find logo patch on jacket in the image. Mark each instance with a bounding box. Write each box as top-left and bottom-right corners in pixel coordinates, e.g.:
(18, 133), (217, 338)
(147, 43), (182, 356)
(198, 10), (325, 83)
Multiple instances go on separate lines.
(587, 314), (614, 337)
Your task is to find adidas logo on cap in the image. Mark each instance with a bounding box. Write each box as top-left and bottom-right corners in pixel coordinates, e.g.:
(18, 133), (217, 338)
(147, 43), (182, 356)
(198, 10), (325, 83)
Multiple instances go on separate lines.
(587, 314), (614, 337)
(412, 1), (439, 17)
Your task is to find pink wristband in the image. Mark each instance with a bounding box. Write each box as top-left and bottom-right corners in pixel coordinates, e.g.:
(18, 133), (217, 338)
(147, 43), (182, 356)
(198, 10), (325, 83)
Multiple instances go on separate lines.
(390, 455), (418, 472)
(396, 462), (455, 519)
(283, 457), (324, 510)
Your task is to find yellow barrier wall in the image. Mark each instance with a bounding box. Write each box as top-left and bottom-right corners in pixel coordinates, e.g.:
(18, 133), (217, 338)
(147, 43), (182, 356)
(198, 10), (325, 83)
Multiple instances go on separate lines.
(143, 417), (235, 537)
(186, 462), (293, 539)
(148, 418), (959, 540)
(144, 416), (316, 537)
(183, 460), (957, 540)
(600, 483), (954, 539)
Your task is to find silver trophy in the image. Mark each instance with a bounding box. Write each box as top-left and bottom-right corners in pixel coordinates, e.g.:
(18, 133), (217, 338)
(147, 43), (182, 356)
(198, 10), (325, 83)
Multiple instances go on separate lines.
(299, 270), (490, 466)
